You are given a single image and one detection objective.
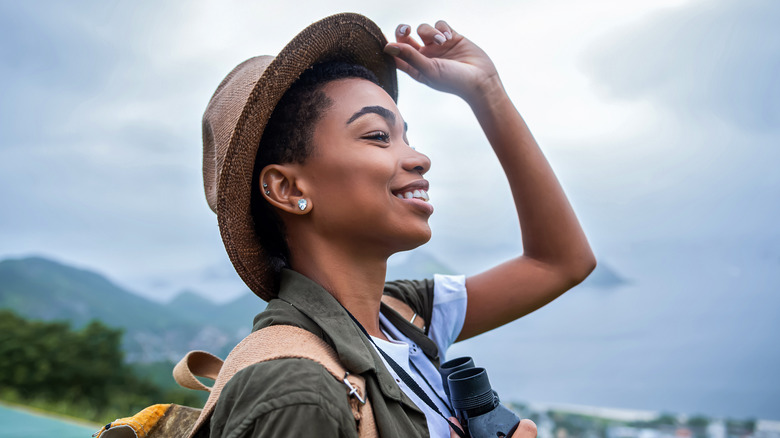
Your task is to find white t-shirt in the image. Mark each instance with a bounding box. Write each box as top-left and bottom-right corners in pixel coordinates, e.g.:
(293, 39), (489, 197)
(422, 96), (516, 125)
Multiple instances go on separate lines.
(371, 274), (468, 438)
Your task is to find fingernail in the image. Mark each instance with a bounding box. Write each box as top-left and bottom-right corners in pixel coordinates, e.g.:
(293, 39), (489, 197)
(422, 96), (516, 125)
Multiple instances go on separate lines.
(444, 31), (452, 40)
(399, 25), (409, 36)
(434, 34), (446, 45)
(384, 45), (401, 56)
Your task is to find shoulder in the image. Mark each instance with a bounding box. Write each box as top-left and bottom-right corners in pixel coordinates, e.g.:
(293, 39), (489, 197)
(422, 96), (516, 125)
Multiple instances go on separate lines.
(210, 358), (357, 438)
(383, 277), (435, 323)
(383, 275), (467, 325)
(251, 297), (324, 338)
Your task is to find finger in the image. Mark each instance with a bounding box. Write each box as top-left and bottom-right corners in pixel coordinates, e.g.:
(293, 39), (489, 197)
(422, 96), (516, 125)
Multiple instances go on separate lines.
(417, 23), (447, 46)
(434, 20), (456, 41)
(395, 24), (422, 50)
(449, 417), (465, 438)
(384, 42), (437, 79)
(511, 419), (538, 438)
(386, 51), (429, 86)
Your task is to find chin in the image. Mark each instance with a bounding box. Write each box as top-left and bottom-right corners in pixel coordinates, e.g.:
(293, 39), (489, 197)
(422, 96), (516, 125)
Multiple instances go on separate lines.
(396, 226), (432, 252)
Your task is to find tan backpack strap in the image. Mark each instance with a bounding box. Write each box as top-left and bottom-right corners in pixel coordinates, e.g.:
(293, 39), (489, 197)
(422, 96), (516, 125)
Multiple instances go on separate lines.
(381, 294), (426, 330)
(187, 325), (377, 438)
(173, 350), (223, 392)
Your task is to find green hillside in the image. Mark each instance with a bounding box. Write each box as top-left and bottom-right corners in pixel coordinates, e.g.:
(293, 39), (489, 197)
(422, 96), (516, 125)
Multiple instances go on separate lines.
(0, 256), (265, 362)
(0, 257), (192, 331)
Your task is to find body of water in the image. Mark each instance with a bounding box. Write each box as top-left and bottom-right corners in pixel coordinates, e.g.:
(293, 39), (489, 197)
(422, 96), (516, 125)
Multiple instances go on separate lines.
(0, 404), (98, 438)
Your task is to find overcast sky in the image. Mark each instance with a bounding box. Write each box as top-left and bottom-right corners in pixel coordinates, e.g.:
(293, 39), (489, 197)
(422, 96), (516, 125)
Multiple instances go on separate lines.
(2, 0), (779, 419)
(1, 0), (777, 299)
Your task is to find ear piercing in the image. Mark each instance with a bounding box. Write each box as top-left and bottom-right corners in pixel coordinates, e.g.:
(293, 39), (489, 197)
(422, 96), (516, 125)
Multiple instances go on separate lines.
(263, 182), (270, 195)
(298, 199), (308, 211)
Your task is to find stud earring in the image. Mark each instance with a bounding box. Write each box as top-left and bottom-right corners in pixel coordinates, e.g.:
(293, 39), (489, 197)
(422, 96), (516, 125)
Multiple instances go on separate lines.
(298, 199), (308, 211)
(262, 183), (268, 188)
(265, 190), (270, 195)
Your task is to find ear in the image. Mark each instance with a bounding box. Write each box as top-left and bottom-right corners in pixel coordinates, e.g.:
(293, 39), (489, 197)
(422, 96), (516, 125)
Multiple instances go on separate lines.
(259, 164), (312, 215)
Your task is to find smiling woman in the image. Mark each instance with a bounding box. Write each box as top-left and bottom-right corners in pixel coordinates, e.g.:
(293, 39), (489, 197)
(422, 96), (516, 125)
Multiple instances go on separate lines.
(200, 12), (594, 438)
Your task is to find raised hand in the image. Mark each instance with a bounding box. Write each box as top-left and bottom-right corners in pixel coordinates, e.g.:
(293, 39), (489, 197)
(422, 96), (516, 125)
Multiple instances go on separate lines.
(384, 20), (502, 105)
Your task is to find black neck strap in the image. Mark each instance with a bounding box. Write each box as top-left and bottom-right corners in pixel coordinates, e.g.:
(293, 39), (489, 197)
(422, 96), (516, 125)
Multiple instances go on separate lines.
(409, 360), (454, 417)
(343, 307), (467, 438)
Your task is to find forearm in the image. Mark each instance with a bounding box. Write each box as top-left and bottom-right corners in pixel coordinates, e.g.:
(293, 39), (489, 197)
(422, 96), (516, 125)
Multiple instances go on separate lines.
(467, 78), (596, 277)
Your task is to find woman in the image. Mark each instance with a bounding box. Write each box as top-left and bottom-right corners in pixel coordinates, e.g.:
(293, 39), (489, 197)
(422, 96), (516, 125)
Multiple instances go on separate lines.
(201, 13), (595, 438)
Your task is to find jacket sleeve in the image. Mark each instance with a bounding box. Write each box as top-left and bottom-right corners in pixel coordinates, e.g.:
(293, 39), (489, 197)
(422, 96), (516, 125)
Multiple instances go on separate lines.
(383, 278), (435, 334)
(209, 358), (358, 438)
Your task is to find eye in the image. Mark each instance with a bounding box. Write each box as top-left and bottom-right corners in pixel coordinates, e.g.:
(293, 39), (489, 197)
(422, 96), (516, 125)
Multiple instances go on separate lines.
(363, 131), (390, 144)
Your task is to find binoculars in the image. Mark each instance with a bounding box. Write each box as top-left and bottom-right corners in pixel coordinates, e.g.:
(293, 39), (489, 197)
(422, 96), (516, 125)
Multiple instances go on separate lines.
(440, 357), (520, 438)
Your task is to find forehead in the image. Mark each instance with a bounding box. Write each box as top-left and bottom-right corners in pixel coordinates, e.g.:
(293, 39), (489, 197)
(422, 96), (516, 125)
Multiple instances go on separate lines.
(320, 78), (400, 121)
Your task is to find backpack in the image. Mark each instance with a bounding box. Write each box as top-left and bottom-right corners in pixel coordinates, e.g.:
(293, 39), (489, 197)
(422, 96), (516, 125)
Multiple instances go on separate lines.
(92, 296), (429, 438)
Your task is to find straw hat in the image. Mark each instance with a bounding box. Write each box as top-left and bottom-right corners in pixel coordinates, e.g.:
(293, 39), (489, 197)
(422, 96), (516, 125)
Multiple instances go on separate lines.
(202, 13), (398, 301)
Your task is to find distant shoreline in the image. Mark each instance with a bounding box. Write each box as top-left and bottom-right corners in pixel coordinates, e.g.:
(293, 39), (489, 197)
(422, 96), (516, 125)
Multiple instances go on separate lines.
(0, 400), (102, 430)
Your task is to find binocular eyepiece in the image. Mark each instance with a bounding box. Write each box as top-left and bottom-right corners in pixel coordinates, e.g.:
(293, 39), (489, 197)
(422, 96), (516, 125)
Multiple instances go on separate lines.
(440, 357), (520, 438)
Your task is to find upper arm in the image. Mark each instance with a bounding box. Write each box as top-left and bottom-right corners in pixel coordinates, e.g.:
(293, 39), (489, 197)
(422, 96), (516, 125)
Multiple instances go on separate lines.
(210, 358), (358, 438)
(458, 255), (596, 341)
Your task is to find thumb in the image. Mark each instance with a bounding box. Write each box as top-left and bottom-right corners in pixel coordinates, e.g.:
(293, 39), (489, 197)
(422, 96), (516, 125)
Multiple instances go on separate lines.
(448, 417), (465, 438)
(511, 419), (538, 438)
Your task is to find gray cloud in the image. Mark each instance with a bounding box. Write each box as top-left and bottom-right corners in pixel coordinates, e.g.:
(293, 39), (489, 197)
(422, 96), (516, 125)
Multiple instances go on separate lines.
(570, 0), (780, 252)
(583, 0), (780, 133)
(2, 0), (777, 296)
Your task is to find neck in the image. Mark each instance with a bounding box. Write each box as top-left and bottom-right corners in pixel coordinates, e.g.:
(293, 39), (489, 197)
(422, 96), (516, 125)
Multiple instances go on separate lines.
(288, 235), (390, 340)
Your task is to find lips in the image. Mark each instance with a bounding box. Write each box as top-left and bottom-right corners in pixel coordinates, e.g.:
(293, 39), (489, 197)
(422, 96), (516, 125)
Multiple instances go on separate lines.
(391, 180), (430, 203)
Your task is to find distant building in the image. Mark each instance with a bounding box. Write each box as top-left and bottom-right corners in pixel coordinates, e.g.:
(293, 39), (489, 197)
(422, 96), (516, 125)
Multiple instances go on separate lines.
(755, 420), (780, 438)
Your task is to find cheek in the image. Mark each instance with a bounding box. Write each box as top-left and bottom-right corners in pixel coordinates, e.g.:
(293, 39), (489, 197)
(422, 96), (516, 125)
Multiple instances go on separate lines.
(312, 149), (395, 192)
(308, 158), (397, 219)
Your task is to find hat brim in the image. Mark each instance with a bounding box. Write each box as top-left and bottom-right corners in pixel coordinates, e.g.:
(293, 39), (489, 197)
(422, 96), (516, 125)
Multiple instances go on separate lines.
(216, 13), (398, 301)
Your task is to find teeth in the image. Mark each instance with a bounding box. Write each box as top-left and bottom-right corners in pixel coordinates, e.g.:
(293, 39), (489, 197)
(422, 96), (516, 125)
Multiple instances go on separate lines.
(395, 189), (430, 202)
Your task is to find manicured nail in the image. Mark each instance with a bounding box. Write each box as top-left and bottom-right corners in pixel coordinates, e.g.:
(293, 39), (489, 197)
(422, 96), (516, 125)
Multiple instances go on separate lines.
(434, 34), (446, 45)
(399, 25), (409, 36)
(444, 31), (452, 40)
(384, 45), (401, 56)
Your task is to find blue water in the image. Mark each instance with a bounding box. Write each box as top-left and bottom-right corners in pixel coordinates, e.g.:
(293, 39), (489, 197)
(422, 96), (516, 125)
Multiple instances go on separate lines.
(0, 404), (98, 438)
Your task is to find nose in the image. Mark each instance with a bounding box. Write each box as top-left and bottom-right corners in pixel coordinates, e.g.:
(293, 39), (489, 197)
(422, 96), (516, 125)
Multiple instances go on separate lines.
(401, 147), (431, 176)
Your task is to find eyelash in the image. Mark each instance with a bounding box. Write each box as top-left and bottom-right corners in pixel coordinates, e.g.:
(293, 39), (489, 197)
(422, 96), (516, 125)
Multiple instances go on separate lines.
(363, 131), (390, 143)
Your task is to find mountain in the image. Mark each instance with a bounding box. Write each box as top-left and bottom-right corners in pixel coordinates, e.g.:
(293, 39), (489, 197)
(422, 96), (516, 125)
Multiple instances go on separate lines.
(0, 256), (265, 362)
(165, 288), (266, 338)
(578, 261), (629, 289)
(386, 250), (457, 281)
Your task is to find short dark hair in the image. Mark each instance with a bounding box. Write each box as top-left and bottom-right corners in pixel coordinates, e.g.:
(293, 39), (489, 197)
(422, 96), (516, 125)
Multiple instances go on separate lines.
(250, 61), (381, 275)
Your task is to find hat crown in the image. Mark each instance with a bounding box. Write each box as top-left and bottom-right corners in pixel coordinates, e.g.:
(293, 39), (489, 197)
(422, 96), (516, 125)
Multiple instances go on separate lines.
(203, 56), (274, 213)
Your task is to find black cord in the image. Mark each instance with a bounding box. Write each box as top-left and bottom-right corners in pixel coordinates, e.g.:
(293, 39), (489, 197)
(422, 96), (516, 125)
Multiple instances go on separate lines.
(409, 360), (455, 418)
(343, 308), (467, 438)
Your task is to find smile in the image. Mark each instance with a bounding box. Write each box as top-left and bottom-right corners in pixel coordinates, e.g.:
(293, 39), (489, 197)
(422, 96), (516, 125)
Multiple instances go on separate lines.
(394, 189), (430, 202)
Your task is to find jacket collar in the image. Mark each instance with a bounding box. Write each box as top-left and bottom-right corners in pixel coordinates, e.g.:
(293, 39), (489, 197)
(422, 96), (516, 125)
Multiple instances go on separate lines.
(276, 268), (405, 400)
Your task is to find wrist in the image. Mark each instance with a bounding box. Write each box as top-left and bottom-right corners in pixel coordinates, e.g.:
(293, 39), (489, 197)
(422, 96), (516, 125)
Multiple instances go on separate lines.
(464, 75), (508, 112)
(465, 75), (514, 117)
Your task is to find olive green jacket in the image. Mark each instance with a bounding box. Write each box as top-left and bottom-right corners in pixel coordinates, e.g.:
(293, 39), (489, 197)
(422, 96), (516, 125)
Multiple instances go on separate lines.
(208, 269), (442, 438)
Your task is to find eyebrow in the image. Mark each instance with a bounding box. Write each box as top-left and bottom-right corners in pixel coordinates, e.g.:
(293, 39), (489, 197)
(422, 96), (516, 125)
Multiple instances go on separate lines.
(346, 105), (396, 126)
